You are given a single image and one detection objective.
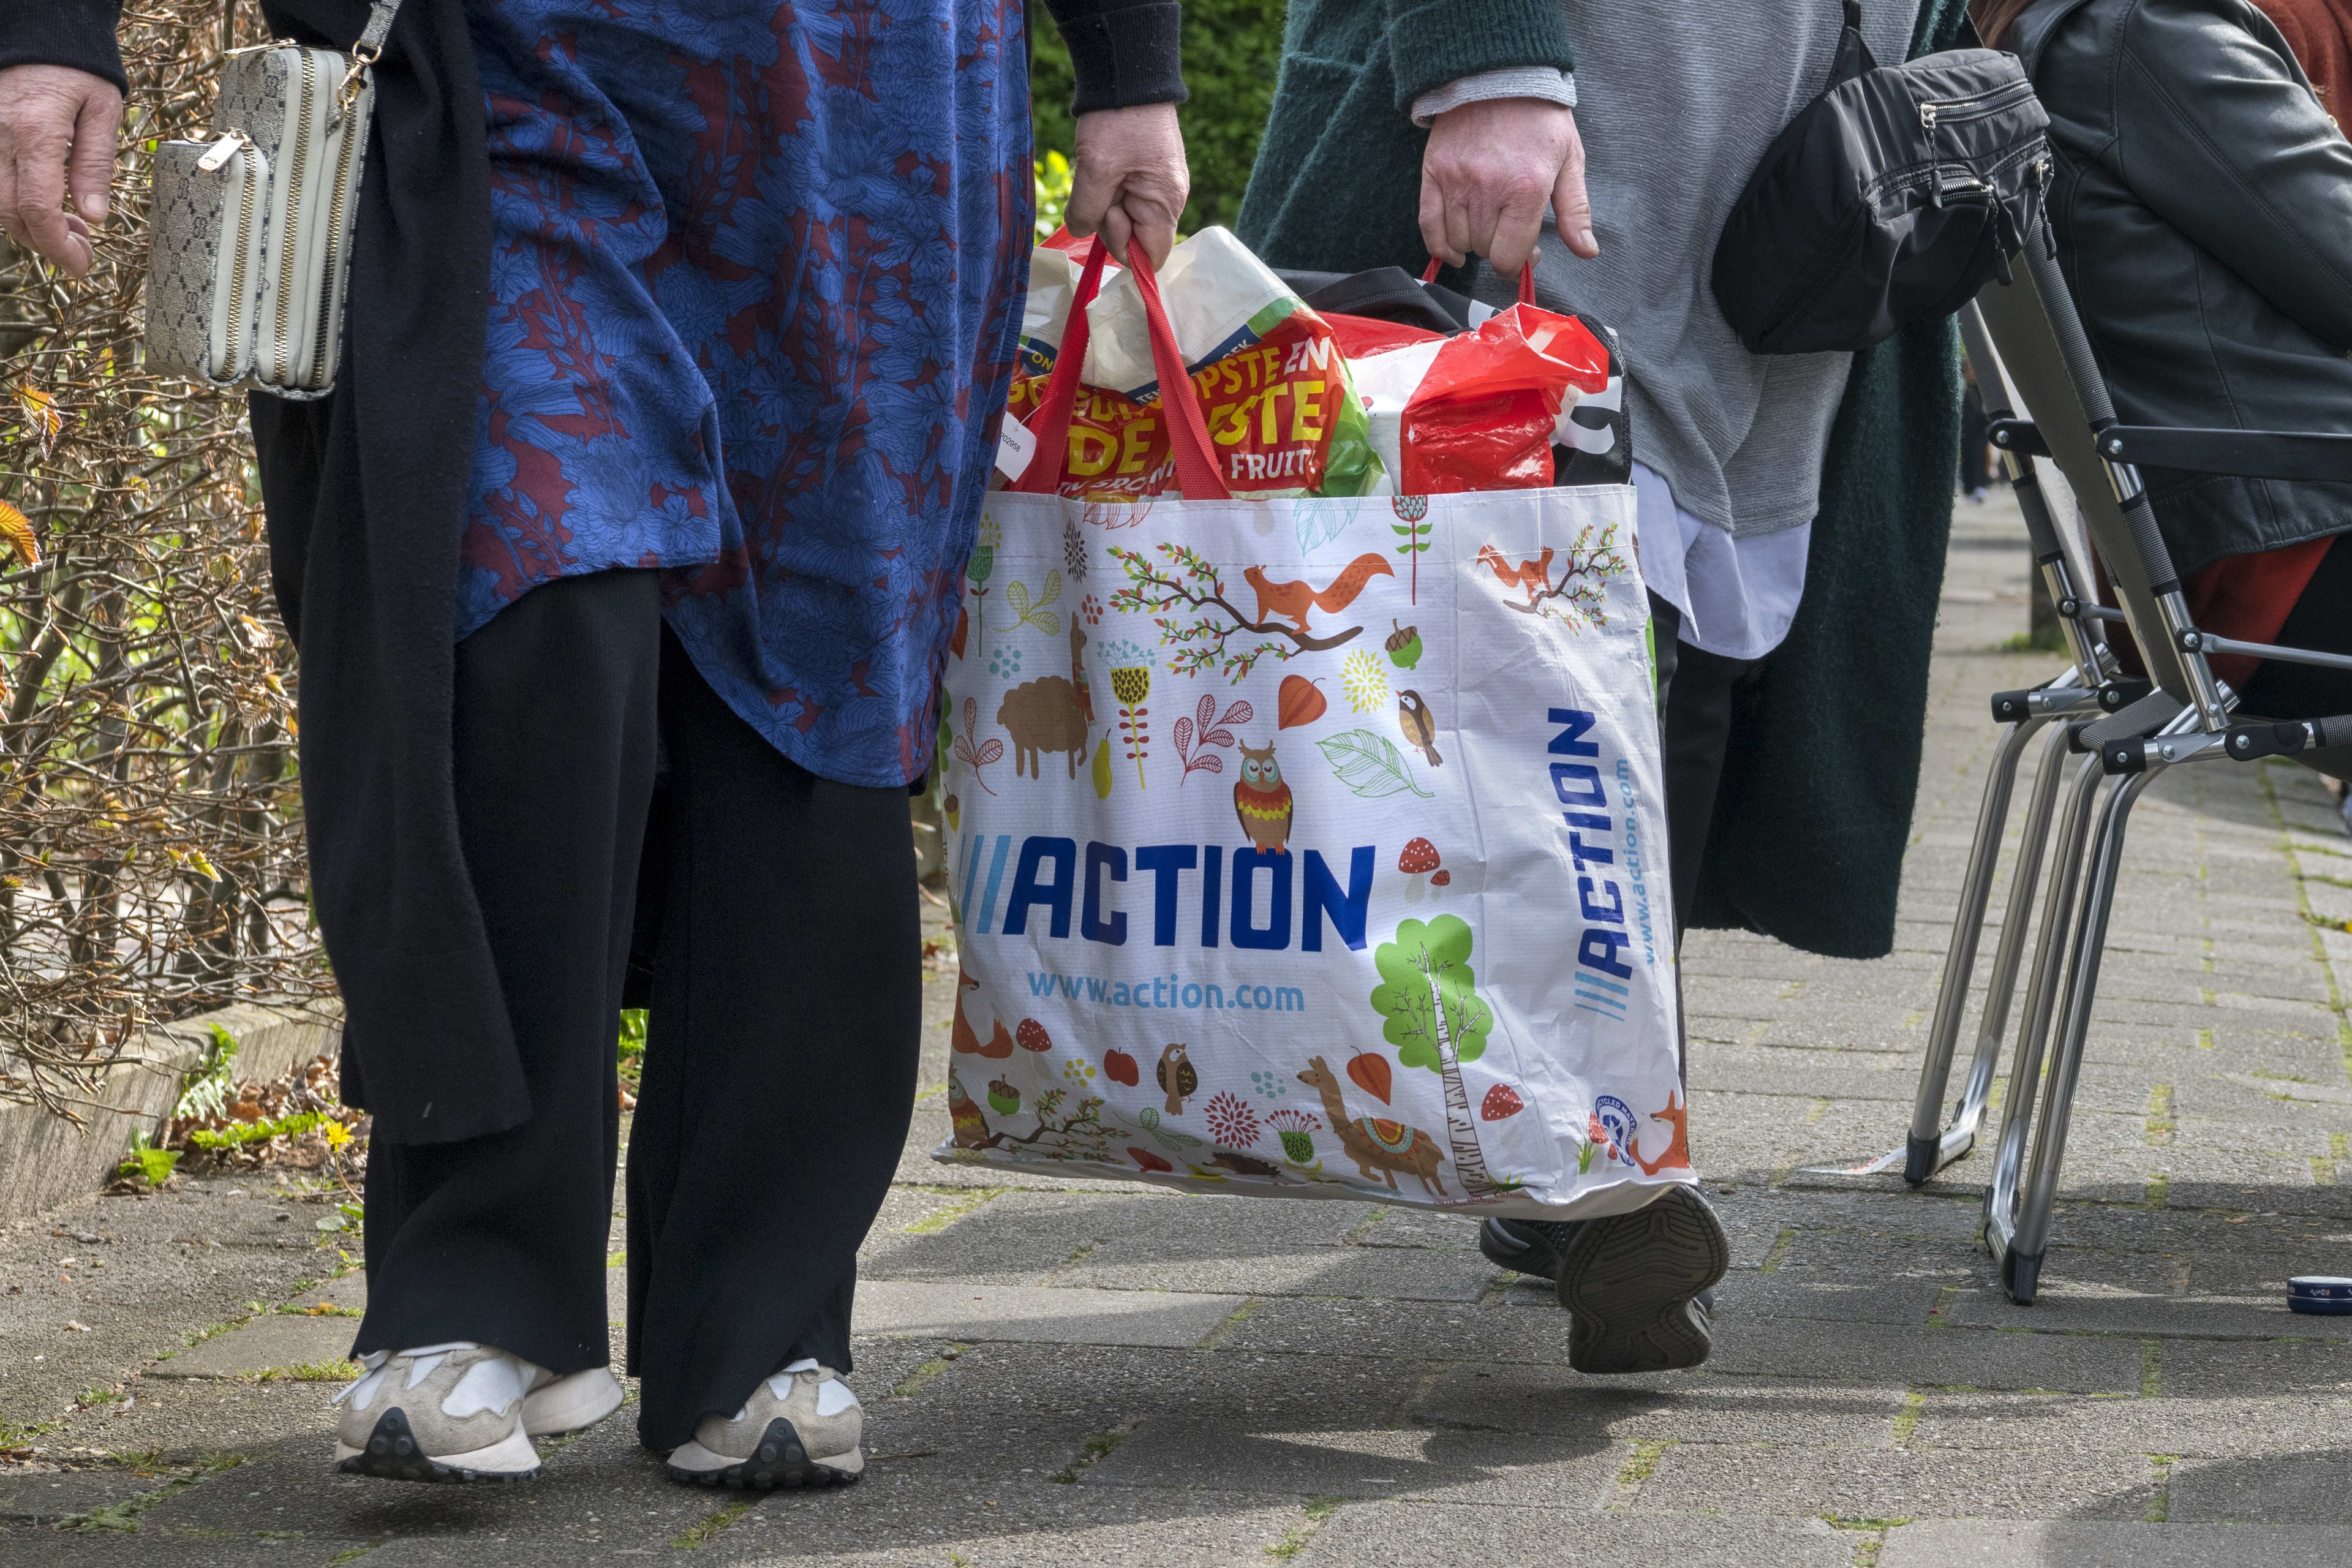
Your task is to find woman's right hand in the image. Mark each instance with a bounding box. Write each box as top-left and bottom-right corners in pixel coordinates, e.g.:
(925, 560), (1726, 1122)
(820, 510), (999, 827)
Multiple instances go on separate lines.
(0, 64), (123, 278)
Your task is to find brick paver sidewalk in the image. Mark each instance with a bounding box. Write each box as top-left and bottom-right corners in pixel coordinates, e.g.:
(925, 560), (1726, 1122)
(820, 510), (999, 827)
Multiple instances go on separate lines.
(4, 498), (2348, 1566)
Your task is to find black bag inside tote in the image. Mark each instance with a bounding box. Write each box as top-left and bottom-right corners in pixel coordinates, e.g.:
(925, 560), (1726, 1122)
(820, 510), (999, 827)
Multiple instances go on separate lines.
(1712, 2), (2051, 355)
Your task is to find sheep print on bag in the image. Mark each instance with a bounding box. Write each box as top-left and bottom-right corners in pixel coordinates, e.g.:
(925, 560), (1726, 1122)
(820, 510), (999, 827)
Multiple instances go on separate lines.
(935, 483), (1697, 1218)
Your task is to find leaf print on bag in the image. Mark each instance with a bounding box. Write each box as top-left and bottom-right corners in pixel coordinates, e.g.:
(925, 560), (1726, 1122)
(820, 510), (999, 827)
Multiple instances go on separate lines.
(951, 696), (1002, 796)
(1317, 728), (1433, 800)
(995, 570), (1061, 637)
(1172, 693), (1253, 784)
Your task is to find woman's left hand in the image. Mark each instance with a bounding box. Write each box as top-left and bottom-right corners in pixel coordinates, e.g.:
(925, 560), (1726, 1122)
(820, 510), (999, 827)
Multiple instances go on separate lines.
(1066, 103), (1188, 268)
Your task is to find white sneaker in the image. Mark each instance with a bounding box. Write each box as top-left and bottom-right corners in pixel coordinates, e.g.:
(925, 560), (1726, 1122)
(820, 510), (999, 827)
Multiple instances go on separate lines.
(665, 1359), (863, 1490)
(333, 1343), (622, 1483)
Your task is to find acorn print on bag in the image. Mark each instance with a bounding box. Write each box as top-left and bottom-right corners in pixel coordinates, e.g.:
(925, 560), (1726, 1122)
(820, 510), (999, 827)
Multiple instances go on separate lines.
(1385, 620), (1423, 669)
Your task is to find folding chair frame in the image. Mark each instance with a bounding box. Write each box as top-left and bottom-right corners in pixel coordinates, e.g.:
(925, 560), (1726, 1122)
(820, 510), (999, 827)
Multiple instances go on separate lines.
(1834, 215), (2352, 1303)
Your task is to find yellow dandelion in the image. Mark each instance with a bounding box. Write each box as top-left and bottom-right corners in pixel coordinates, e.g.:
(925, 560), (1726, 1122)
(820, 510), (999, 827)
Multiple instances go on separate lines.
(1341, 649), (1388, 712)
(1108, 665), (1151, 708)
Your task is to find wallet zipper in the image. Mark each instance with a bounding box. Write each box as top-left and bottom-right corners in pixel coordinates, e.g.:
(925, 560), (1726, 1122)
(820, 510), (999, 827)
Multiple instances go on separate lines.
(195, 131), (263, 380)
(310, 77), (364, 388)
(271, 51), (319, 386)
(1918, 79), (2036, 131)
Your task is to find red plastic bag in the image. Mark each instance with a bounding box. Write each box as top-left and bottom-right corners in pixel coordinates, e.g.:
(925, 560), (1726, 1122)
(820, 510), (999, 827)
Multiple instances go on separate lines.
(1400, 301), (1610, 495)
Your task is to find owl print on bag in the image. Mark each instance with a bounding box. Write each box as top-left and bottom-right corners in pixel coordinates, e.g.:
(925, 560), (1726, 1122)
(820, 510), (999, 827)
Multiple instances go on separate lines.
(1232, 741), (1294, 856)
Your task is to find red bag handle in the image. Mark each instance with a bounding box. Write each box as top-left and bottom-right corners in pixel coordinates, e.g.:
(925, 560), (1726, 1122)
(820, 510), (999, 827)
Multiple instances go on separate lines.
(1012, 246), (1232, 500)
(1420, 257), (1538, 307)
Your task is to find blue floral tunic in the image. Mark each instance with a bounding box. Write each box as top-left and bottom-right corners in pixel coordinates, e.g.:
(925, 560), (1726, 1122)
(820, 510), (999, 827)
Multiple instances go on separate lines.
(459, 0), (1031, 785)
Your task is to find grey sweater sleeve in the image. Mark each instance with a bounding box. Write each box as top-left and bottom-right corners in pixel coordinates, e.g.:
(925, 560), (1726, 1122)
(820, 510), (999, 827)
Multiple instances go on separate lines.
(0, 0), (125, 94)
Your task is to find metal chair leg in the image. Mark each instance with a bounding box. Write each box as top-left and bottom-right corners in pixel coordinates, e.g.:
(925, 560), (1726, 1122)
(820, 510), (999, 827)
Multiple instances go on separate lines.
(1983, 752), (2106, 1264)
(1901, 714), (2052, 1183)
(1999, 766), (2161, 1303)
(1911, 720), (2077, 1182)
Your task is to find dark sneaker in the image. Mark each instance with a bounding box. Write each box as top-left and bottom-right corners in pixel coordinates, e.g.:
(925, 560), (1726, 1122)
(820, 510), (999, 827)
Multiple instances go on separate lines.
(1479, 1216), (1584, 1281)
(1555, 1185), (1730, 1374)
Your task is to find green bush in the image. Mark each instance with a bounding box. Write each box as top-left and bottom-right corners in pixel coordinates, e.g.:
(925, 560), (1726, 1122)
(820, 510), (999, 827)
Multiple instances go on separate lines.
(1029, 1), (1285, 235)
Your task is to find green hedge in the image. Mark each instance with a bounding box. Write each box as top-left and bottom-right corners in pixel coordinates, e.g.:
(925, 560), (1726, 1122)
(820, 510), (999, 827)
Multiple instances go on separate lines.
(1029, 1), (1286, 235)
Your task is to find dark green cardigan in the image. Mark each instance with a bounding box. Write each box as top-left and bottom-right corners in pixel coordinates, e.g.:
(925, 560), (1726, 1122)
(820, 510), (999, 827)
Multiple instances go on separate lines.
(1238, 0), (1970, 960)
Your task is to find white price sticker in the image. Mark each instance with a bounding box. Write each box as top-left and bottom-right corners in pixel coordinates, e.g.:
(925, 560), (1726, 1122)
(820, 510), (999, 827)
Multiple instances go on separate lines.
(995, 412), (1038, 481)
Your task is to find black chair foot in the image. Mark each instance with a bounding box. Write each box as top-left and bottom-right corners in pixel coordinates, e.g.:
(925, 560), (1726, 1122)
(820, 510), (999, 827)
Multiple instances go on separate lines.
(2002, 1248), (2043, 1305)
(1903, 1133), (1941, 1187)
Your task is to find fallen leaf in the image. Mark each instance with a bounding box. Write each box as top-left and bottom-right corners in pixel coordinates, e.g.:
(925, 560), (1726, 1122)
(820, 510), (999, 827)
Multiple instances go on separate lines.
(0, 499), (39, 568)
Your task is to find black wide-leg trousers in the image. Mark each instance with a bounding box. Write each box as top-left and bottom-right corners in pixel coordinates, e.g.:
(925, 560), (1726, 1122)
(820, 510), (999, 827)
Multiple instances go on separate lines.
(353, 569), (922, 1453)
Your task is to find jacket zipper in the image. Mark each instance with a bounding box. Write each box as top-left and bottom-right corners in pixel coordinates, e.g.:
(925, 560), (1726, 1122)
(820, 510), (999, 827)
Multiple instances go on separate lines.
(1918, 78), (2036, 130)
(272, 51), (318, 386)
(309, 84), (363, 389)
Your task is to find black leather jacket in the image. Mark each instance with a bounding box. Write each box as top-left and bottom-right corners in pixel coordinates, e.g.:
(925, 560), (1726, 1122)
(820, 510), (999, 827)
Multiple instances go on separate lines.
(2015, 0), (2352, 575)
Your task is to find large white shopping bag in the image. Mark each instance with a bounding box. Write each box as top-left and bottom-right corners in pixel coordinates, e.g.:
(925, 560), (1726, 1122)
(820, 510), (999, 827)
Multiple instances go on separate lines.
(933, 247), (1689, 1219)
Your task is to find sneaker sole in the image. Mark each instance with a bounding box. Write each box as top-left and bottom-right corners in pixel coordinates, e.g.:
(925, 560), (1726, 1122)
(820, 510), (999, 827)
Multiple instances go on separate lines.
(1477, 1217), (1566, 1281)
(336, 1408), (540, 1483)
(1556, 1185), (1730, 1375)
(666, 1417), (862, 1491)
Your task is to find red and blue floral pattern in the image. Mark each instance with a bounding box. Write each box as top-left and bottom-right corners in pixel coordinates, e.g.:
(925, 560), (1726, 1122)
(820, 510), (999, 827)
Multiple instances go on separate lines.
(461, 0), (1031, 785)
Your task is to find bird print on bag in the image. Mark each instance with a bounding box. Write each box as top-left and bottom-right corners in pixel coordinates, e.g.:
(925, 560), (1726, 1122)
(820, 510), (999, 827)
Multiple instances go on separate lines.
(1395, 690), (1442, 768)
(1157, 1043), (1199, 1115)
(1232, 741), (1295, 855)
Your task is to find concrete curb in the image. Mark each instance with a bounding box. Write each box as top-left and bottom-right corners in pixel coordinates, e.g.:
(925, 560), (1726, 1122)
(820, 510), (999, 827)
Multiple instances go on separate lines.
(0, 999), (341, 1227)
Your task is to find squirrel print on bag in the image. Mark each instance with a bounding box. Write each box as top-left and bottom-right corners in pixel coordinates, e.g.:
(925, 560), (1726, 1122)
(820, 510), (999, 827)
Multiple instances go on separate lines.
(1242, 552), (1393, 633)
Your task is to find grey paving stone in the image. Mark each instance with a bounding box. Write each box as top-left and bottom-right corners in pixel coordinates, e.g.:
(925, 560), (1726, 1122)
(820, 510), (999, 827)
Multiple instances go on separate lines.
(1347, 1207), (1481, 1251)
(1713, 1231), (1981, 1327)
(2170, 1455), (2352, 1524)
(853, 1339), (1408, 1488)
(852, 1282), (1238, 1348)
(0, 1468), (162, 1523)
(2160, 1337), (2352, 1396)
(0, 1524), (374, 1567)
(42, 1370), (338, 1463)
(699, 1476), (1310, 1567)
(1220, 1295), (1577, 1365)
(1940, 1280), (2348, 1341)
(135, 1410), (705, 1546)
(0, 1176), (344, 1431)
(1084, 1412), (1623, 1507)
(1702, 1318), (2147, 1393)
(145, 1313), (355, 1379)
(1294, 1501), (1856, 1566)
(859, 1190), (1126, 1286)
(1909, 1390), (2352, 1458)
(1692, 1046), (1922, 1102)
(1878, 1520), (2352, 1567)
(1057, 1237), (1501, 1302)
(1635, 1441), (2158, 1520)
(1413, 1364), (1906, 1447)
(283, 1272), (366, 1314)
